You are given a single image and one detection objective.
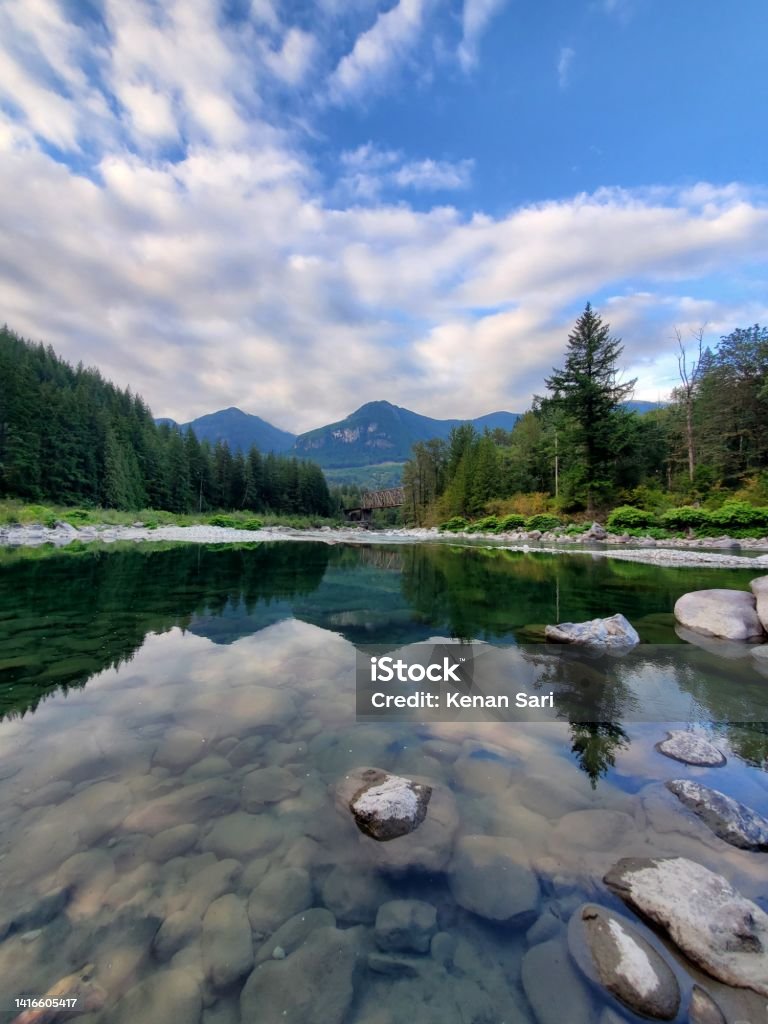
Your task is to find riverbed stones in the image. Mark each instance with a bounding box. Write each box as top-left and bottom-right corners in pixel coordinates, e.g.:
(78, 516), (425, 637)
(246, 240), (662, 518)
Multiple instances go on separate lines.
(604, 856), (768, 996)
(253, 908), (336, 965)
(522, 938), (596, 1024)
(247, 868), (313, 938)
(153, 728), (207, 771)
(655, 730), (726, 767)
(240, 926), (360, 1024)
(153, 909), (202, 962)
(567, 903), (680, 1020)
(123, 778), (237, 835)
(689, 985), (727, 1024)
(348, 768), (432, 841)
(750, 574), (768, 632)
(147, 824), (200, 862)
(201, 811), (283, 861)
(665, 779), (768, 850)
(448, 835), (539, 922)
(320, 865), (391, 924)
(374, 900), (437, 954)
(202, 894), (254, 990)
(113, 967), (202, 1024)
(241, 766), (301, 810)
(673, 589), (764, 640)
(185, 859), (243, 918)
(544, 613), (640, 648)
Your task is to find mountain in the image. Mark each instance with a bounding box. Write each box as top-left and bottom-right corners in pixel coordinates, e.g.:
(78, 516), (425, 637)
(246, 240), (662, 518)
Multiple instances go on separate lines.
(292, 400), (520, 468)
(623, 399), (666, 415)
(157, 407), (296, 453)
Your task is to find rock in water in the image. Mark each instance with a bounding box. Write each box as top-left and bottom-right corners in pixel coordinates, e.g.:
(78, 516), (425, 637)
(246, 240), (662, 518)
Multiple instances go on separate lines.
(750, 574), (768, 632)
(654, 731), (726, 767)
(202, 894), (254, 990)
(448, 835), (539, 922)
(665, 780), (768, 850)
(689, 985), (727, 1024)
(673, 589), (764, 641)
(604, 857), (768, 996)
(567, 903), (680, 1020)
(544, 613), (640, 648)
(348, 768), (431, 841)
(374, 900), (437, 954)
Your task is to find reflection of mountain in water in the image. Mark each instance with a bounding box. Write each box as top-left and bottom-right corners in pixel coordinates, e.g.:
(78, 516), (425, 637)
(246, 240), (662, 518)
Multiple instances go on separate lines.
(2, 540), (767, 777)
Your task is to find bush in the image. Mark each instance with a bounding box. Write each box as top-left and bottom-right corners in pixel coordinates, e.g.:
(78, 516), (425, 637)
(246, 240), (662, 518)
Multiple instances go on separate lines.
(439, 516), (469, 532)
(64, 508), (93, 523)
(708, 501), (768, 532)
(208, 514), (239, 528)
(606, 505), (654, 531)
(242, 518), (263, 531)
(565, 523), (590, 535)
(23, 504), (58, 528)
(495, 513), (526, 532)
(660, 506), (712, 530)
(525, 514), (561, 532)
(466, 515), (500, 533)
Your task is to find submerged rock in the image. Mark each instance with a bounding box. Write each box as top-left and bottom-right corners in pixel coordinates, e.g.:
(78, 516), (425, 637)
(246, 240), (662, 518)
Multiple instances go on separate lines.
(448, 835), (539, 923)
(689, 985), (727, 1024)
(247, 868), (313, 938)
(604, 856), (768, 996)
(665, 779), (768, 850)
(544, 613), (640, 648)
(202, 894), (254, 990)
(673, 589), (764, 641)
(567, 903), (680, 1020)
(348, 768), (432, 841)
(522, 938), (596, 1024)
(113, 967), (201, 1024)
(374, 900), (437, 954)
(654, 730), (726, 767)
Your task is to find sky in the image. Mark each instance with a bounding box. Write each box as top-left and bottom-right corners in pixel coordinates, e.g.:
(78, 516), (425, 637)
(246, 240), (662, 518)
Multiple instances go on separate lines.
(0, 0), (767, 432)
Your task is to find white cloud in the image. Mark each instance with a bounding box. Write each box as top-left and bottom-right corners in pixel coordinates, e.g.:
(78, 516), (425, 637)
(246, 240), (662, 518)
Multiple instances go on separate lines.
(265, 28), (317, 85)
(557, 46), (574, 89)
(339, 143), (473, 197)
(328, 0), (431, 103)
(458, 0), (507, 72)
(393, 158), (473, 190)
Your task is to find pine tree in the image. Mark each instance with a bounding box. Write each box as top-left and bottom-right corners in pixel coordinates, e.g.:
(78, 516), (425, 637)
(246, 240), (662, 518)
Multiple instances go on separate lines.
(545, 304), (636, 510)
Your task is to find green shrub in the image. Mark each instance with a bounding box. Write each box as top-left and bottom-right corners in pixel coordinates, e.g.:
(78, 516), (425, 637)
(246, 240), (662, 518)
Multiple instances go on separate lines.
(23, 504), (58, 528)
(708, 501), (768, 532)
(495, 513), (526, 532)
(606, 505), (654, 531)
(525, 514), (561, 532)
(439, 516), (469, 532)
(565, 523), (590, 535)
(208, 514), (239, 528)
(660, 506), (712, 530)
(466, 515), (500, 533)
(242, 518), (263, 531)
(65, 509), (93, 523)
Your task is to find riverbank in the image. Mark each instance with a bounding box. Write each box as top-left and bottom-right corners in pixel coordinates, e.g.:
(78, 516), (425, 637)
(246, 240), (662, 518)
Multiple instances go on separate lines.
(3, 520), (768, 569)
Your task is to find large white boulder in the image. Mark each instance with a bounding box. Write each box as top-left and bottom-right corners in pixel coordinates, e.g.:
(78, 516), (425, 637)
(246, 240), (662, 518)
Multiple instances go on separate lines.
(545, 613), (639, 648)
(749, 575), (768, 632)
(673, 589), (764, 641)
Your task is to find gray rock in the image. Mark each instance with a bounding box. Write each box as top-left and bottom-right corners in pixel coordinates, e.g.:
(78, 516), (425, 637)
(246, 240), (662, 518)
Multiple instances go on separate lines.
(240, 926), (360, 1024)
(254, 908), (336, 965)
(585, 522), (608, 540)
(674, 589), (764, 641)
(0, 886), (70, 940)
(123, 778), (237, 835)
(367, 952), (421, 977)
(604, 856), (768, 996)
(522, 938), (596, 1024)
(153, 727), (207, 771)
(227, 735), (267, 768)
(241, 766), (301, 810)
(689, 985), (727, 1024)
(185, 859), (243, 918)
(113, 967), (202, 1024)
(201, 811), (283, 861)
(750, 574), (768, 632)
(202, 894), (254, 990)
(568, 903), (680, 1020)
(347, 768), (432, 841)
(665, 779), (768, 850)
(320, 865), (391, 924)
(247, 868), (313, 938)
(374, 900), (437, 954)
(147, 824), (200, 862)
(153, 909), (202, 962)
(655, 730), (726, 767)
(448, 835), (539, 922)
(545, 613), (640, 648)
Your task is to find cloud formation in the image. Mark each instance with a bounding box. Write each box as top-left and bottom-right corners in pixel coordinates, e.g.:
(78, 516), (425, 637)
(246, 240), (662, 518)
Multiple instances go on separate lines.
(458, 0), (508, 71)
(0, 0), (766, 434)
(557, 46), (575, 89)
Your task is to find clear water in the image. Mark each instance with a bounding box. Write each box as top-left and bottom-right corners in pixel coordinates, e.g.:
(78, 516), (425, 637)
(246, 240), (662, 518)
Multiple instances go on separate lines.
(0, 542), (766, 1023)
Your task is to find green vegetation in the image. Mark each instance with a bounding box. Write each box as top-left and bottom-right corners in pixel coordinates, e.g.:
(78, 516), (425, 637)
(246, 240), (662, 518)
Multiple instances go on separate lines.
(403, 306), (768, 534)
(0, 326), (333, 518)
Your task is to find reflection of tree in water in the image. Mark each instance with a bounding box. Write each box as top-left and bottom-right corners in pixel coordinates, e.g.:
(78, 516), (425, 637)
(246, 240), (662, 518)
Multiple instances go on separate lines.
(718, 722), (768, 770)
(528, 651), (633, 787)
(0, 543), (329, 720)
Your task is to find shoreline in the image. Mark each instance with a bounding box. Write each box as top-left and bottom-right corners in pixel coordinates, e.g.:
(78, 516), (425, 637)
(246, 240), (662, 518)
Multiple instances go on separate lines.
(2, 521), (768, 570)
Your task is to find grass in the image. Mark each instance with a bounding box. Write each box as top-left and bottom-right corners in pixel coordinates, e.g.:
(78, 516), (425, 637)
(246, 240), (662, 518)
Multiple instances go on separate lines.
(0, 499), (344, 531)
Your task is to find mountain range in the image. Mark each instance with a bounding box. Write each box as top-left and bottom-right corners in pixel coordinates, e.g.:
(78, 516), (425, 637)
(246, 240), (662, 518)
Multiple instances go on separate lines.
(159, 398), (662, 483)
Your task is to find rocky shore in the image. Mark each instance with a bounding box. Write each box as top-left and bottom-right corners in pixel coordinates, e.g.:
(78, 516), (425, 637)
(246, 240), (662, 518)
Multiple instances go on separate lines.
(3, 519), (768, 570)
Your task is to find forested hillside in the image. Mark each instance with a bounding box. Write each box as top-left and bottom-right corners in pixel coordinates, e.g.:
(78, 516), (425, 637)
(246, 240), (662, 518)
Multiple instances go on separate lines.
(403, 307), (768, 524)
(0, 326), (332, 515)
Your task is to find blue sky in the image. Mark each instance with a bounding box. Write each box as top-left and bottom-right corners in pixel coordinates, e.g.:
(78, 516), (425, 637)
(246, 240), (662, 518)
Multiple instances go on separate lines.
(0, 0), (766, 430)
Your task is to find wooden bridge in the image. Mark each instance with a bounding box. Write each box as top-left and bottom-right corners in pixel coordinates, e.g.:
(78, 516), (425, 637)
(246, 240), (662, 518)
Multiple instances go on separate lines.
(344, 487), (404, 524)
